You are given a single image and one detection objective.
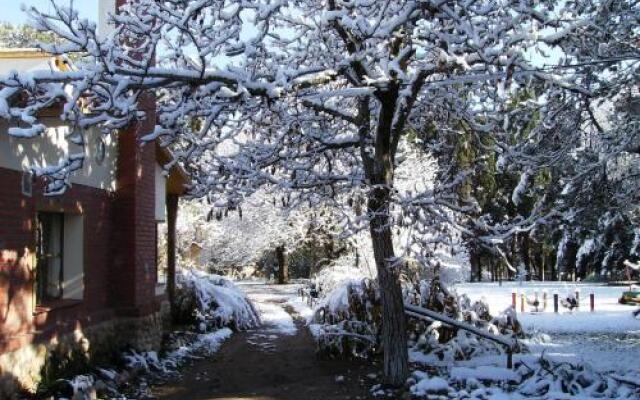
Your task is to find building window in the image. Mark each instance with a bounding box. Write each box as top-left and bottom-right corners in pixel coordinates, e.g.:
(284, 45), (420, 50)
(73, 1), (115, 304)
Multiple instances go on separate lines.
(36, 212), (64, 302)
(35, 212), (85, 304)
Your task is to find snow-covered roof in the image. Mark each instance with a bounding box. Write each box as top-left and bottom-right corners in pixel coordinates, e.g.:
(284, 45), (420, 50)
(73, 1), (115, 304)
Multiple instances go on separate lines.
(156, 142), (190, 196)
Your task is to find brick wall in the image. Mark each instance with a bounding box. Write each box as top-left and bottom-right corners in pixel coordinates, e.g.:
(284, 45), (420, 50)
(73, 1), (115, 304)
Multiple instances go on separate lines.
(0, 0), (164, 383)
(0, 1), (165, 391)
(110, 91), (158, 317)
(0, 168), (116, 354)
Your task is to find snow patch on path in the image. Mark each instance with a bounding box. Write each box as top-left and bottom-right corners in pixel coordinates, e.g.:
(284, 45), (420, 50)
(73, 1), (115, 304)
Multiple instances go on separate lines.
(255, 301), (297, 335)
(235, 281), (314, 351)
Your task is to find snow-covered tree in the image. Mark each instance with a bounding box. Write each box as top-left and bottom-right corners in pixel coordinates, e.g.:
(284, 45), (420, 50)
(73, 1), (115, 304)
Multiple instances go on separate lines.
(489, 1), (640, 280)
(0, 22), (63, 48)
(1, 0), (636, 384)
(174, 192), (345, 282)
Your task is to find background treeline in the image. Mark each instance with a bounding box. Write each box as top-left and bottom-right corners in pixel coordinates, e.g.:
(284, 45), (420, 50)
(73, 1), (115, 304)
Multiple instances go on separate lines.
(428, 87), (640, 282)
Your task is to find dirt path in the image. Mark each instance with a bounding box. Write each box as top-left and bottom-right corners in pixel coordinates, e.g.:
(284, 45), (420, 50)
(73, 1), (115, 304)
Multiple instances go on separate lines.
(153, 282), (377, 400)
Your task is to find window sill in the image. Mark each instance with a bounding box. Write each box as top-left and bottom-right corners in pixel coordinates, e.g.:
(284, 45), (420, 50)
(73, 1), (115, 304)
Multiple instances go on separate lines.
(33, 299), (82, 315)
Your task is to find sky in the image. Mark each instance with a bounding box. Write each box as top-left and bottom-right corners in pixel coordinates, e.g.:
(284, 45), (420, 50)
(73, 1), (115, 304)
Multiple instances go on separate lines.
(3, 1), (98, 24)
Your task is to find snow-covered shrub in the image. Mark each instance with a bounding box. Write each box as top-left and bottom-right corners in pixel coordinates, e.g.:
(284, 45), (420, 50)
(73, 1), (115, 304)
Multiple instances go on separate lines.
(408, 277), (525, 361)
(174, 268), (260, 331)
(310, 273), (524, 361)
(312, 262), (374, 297)
(409, 357), (640, 399)
(310, 278), (381, 358)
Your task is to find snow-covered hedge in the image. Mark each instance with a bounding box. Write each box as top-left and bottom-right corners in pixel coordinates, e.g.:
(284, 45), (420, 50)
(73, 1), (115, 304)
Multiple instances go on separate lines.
(174, 268), (260, 331)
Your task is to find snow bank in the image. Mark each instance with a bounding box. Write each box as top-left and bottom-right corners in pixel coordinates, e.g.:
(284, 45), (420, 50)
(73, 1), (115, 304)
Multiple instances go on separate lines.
(410, 373), (451, 397)
(450, 366), (520, 383)
(165, 328), (233, 364)
(453, 282), (640, 374)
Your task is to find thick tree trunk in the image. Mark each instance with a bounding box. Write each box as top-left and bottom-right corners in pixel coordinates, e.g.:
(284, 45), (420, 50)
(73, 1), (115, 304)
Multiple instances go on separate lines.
(368, 187), (409, 386)
(358, 84), (408, 386)
(275, 245), (288, 284)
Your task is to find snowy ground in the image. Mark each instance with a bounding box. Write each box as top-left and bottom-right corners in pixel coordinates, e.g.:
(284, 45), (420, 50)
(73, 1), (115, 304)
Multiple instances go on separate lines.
(453, 282), (640, 374)
(229, 279), (639, 398)
(236, 280), (313, 352)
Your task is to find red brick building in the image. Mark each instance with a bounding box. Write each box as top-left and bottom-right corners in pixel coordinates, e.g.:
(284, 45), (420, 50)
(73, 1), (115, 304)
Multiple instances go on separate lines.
(0, 43), (187, 395)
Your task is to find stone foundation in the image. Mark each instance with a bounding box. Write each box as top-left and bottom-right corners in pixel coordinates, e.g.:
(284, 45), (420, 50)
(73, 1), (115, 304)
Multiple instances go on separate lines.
(0, 304), (169, 398)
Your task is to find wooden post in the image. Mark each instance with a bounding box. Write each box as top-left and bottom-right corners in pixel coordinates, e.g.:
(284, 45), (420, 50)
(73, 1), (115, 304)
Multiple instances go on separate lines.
(553, 293), (559, 313)
(590, 293), (595, 312)
(543, 291), (548, 311)
(512, 292), (517, 309)
(166, 194), (179, 320)
(575, 290), (580, 307)
(520, 293), (525, 313)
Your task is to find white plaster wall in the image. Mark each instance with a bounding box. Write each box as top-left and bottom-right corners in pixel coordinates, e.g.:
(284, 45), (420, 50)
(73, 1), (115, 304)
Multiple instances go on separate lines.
(0, 57), (52, 76)
(155, 163), (166, 222)
(0, 122), (118, 191)
(63, 214), (84, 300)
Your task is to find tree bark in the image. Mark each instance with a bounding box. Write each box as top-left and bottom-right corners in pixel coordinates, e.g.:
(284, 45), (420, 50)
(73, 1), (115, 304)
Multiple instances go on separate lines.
(275, 245), (288, 284)
(166, 194), (179, 321)
(359, 84), (408, 386)
(368, 187), (409, 386)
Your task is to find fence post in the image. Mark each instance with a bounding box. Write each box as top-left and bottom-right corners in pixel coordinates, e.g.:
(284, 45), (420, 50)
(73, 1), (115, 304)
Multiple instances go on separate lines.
(590, 293), (595, 312)
(543, 292), (548, 311)
(553, 293), (559, 313)
(521, 293), (525, 313)
(512, 292), (517, 309)
(575, 290), (580, 307)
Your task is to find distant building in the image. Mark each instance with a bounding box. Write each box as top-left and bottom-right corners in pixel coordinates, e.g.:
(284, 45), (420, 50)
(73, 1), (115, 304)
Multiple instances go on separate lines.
(0, 1), (188, 394)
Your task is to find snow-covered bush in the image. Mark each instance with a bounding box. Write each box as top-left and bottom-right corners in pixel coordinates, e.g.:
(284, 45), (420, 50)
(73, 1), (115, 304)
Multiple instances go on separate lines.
(312, 263), (374, 297)
(174, 268), (260, 331)
(408, 357), (640, 399)
(311, 277), (381, 359)
(310, 273), (524, 362)
(408, 277), (524, 362)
